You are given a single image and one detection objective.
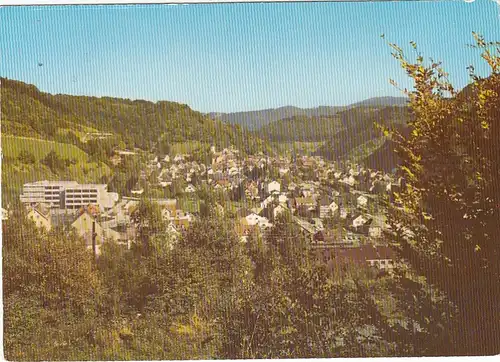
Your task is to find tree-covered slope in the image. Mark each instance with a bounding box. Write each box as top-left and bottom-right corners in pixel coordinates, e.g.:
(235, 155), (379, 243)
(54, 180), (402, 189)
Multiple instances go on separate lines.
(1, 77), (268, 155)
(313, 106), (411, 163)
(257, 115), (343, 142)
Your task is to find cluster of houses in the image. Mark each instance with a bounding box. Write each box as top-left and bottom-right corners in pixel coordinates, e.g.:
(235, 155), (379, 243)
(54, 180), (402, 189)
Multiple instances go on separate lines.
(19, 196), (195, 255)
(10, 145), (404, 272)
(137, 146), (402, 272)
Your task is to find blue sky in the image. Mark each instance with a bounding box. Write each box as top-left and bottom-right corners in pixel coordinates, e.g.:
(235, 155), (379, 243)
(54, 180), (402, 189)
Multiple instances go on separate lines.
(1, 1), (499, 113)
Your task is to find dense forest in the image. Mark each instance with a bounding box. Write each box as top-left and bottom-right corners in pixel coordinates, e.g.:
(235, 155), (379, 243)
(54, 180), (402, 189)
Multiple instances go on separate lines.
(258, 106), (409, 143)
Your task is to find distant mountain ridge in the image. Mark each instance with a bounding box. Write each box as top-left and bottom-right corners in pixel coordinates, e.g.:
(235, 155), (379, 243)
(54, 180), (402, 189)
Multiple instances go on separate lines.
(207, 96), (408, 130)
(349, 96), (409, 107)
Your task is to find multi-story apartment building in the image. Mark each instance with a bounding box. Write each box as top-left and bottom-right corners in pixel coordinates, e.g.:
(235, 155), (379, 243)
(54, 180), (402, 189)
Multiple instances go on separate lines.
(20, 181), (118, 211)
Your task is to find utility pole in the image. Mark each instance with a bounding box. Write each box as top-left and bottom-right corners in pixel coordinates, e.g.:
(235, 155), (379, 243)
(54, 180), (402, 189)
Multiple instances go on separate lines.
(92, 220), (97, 260)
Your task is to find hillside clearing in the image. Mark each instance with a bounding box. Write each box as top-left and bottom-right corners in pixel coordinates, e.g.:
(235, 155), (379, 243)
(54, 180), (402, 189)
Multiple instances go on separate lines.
(2, 135), (89, 161)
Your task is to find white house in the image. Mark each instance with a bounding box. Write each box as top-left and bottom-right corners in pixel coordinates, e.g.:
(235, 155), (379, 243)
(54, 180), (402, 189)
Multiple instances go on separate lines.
(278, 194), (288, 204)
(319, 201), (339, 219)
(353, 214), (369, 228)
(278, 168), (289, 176)
(256, 217), (273, 230)
(357, 195), (369, 208)
(340, 175), (356, 187)
(245, 213), (262, 226)
(265, 181), (281, 195)
(273, 204), (288, 219)
(185, 184), (196, 193)
(27, 205), (52, 231)
(102, 227), (121, 243)
(1, 208), (8, 221)
(260, 195), (275, 209)
(331, 189), (340, 197)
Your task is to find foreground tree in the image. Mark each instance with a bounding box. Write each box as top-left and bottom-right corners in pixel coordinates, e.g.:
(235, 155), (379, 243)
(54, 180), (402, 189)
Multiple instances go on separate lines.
(3, 209), (105, 360)
(218, 213), (399, 358)
(383, 33), (500, 355)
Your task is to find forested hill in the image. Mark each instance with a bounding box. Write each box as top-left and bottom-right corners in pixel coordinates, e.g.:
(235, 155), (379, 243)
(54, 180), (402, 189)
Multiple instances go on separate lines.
(207, 96), (408, 131)
(256, 115), (343, 143)
(0, 77), (268, 155)
(254, 105), (411, 172)
(313, 106), (411, 171)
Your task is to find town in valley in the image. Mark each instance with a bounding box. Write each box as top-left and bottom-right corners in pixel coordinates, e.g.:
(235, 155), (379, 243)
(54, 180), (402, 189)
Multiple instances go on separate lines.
(7, 144), (404, 273)
(3, 2), (499, 358)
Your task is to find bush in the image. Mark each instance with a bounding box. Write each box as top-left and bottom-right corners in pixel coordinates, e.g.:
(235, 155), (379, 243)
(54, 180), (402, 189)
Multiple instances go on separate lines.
(41, 150), (66, 172)
(18, 149), (36, 164)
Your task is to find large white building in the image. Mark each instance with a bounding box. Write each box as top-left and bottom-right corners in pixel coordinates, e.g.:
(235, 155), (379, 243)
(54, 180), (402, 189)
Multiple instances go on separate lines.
(20, 181), (118, 211)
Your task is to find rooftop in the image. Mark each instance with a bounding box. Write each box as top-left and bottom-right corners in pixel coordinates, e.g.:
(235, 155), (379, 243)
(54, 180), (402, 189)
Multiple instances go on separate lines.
(24, 180), (107, 189)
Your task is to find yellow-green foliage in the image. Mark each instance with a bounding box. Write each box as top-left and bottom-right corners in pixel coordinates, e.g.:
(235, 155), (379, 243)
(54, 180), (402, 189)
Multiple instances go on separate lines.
(170, 141), (207, 154)
(346, 136), (388, 163)
(2, 135), (89, 161)
(56, 126), (98, 142)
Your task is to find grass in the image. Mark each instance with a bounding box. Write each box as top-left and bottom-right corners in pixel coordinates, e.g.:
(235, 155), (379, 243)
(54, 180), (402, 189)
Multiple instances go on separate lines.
(1, 136), (112, 206)
(2, 135), (90, 161)
(170, 141), (208, 155)
(56, 127), (99, 143)
(345, 136), (387, 163)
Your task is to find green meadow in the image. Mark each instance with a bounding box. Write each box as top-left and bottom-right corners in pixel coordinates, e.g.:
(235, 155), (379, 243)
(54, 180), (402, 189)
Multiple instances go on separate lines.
(2, 135), (90, 161)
